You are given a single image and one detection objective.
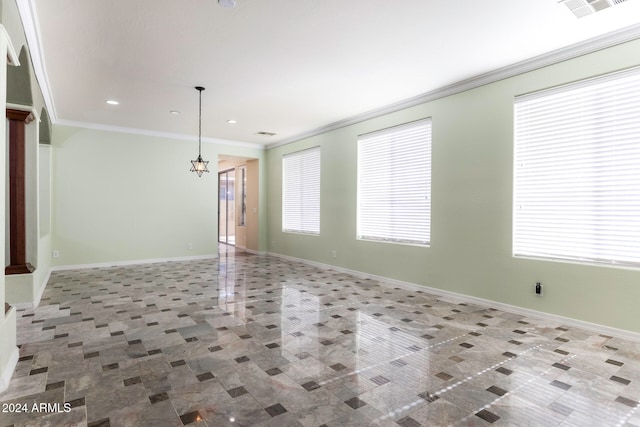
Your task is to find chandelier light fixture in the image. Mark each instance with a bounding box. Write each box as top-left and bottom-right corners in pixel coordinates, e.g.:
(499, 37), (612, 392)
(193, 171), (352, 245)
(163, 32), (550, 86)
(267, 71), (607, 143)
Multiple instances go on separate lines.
(190, 86), (210, 177)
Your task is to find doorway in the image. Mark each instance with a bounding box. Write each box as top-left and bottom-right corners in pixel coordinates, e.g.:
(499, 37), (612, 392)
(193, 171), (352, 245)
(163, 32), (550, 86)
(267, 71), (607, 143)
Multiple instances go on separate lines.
(218, 169), (236, 245)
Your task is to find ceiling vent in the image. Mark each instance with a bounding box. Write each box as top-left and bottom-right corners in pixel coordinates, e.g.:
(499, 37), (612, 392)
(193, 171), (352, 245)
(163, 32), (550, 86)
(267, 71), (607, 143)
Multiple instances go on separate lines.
(560, 0), (628, 17)
(256, 131), (277, 136)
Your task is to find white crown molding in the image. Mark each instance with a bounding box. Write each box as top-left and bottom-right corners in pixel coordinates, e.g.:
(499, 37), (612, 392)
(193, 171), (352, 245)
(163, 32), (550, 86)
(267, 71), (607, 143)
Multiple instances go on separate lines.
(268, 251), (640, 342)
(267, 23), (640, 150)
(15, 0), (56, 120)
(56, 119), (265, 150)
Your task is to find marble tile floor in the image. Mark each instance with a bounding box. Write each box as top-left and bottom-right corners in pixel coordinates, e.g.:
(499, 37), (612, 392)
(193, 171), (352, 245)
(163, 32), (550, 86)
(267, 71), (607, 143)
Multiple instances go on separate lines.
(1, 245), (640, 427)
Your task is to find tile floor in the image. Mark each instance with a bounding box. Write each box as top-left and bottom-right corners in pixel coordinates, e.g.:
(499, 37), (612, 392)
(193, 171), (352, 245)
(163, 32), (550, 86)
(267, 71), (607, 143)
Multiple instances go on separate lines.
(1, 245), (639, 426)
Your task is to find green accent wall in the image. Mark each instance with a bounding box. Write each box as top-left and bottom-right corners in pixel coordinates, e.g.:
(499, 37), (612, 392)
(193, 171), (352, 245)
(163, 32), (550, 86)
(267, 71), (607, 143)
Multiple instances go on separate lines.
(266, 39), (640, 334)
(51, 126), (267, 266)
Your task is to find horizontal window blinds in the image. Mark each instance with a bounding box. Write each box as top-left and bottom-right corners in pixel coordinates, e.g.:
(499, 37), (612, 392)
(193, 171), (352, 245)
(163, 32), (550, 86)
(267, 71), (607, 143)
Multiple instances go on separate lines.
(358, 119), (431, 245)
(282, 147), (320, 235)
(514, 67), (640, 268)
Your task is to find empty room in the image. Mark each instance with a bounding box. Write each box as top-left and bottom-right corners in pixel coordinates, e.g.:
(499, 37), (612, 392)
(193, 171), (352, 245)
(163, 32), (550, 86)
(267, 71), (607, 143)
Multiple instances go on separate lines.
(1, 0), (640, 426)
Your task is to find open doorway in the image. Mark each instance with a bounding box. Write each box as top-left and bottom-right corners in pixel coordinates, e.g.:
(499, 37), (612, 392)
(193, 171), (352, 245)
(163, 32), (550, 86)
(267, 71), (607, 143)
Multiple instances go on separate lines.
(218, 169), (236, 245)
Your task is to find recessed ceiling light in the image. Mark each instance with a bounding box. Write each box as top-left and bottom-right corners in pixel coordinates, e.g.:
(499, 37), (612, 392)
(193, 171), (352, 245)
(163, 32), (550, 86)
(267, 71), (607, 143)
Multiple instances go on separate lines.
(170, 110), (181, 115)
(218, 0), (236, 8)
(105, 99), (119, 105)
(227, 119), (237, 124)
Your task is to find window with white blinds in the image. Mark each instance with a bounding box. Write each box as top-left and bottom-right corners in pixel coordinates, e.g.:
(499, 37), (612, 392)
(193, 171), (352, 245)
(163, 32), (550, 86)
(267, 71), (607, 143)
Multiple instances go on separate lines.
(357, 119), (431, 246)
(514, 67), (640, 268)
(282, 147), (320, 235)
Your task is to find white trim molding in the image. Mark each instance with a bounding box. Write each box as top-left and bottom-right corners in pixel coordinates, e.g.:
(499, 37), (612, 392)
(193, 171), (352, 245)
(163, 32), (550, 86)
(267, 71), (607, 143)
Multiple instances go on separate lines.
(268, 252), (640, 343)
(50, 254), (218, 272)
(268, 23), (640, 150)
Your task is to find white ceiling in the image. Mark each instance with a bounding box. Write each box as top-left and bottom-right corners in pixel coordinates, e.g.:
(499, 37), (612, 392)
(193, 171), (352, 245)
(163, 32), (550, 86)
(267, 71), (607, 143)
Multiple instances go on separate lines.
(25, 0), (640, 147)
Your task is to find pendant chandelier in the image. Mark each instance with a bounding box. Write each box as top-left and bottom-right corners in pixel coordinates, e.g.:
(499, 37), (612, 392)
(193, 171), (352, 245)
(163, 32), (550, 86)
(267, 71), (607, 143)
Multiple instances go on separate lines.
(190, 86), (210, 177)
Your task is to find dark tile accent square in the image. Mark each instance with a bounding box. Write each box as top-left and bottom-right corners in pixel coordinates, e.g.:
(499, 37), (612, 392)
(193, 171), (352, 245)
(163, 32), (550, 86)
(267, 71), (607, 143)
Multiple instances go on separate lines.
(459, 342), (474, 349)
(477, 322), (488, 327)
(54, 333), (69, 339)
(610, 375), (631, 385)
(320, 340), (333, 346)
(344, 397), (367, 410)
(330, 363), (347, 371)
(170, 360), (186, 367)
(96, 324), (108, 328)
(401, 318), (412, 323)
(487, 385), (507, 396)
(331, 314), (342, 318)
(391, 359), (408, 367)
(370, 375), (390, 386)
(397, 416), (421, 427)
(124, 376), (142, 386)
(606, 359), (624, 367)
(550, 380), (571, 390)
(502, 351), (517, 358)
(66, 397), (85, 408)
(555, 337), (569, 343)
(616, 396), (639, 408)
(110, 331), (124, 336)
(88, 418), (111, 427)
(341, 329), (353, 334)
(554, 349), (570, 355)
(235, 356), (250, 363)
(513, 329), (526, 334)
(553, 362), (571, 371)
(302, 381), (320, 391)
(149, 392), (169, 404)
(265, 403), (288, 417)
(45, 381), (65, 391)
(291, 331), (304, 337)
(102, 363), (118, 371)
(165, 329), (177, 334)
(436, 372), (453, 381)
(265, 324), (278, 329)
(68, 341), (83, 348)
(239, 334), (252, 339)
(265, 367), (283, 376)
(30, 367), (48, 375)
(208, 345), (223, 352)
(127, 339), (142, 345)
(18, 355), (34, 362)
(476, 409), (500, 423)
(185, 337), (198, 343)
(84, 351), (100, 359)
(180, 411), (201, 425)
(469, 331), (482, 337)
(197, 372), (214, 381)
(227, 386), (248, 398)
(508, 340), (522, 345)
(148, 349), (162, 355)
(408, 345), (422, 352)
(265, 343), (280, 349)
(422, 334), (434, 340)
(496, 367), (512, 376)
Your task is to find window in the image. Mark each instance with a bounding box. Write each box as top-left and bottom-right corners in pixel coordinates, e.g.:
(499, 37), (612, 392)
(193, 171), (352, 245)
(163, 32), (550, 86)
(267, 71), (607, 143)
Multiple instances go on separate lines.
(357, 119), (432, 246)
(514, 67), (640, 268)
(282, 147), (320, 234)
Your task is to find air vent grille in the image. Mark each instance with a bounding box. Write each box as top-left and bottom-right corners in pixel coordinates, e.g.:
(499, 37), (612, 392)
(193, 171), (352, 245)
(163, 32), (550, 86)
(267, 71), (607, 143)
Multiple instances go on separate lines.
(256, 131), (277, 136)
(560, 0), (629, 17)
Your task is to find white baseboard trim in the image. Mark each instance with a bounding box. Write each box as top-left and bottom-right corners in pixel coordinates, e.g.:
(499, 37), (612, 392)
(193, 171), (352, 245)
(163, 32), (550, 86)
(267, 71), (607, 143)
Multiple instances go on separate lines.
(51, 254), (218, 272)
(0, 346), (19, 393)
(243, 248), (267, 256)
(33, 268), (51, 308)
(268, 252), (640, 342)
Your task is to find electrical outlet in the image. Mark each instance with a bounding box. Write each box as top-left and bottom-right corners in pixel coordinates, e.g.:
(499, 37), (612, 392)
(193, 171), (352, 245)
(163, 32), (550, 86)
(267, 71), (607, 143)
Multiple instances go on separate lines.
(535, 282), (543, 296)
(331, 250), (337, 258)
(52, 250), (60, 258)
(187, 243), (193, 250)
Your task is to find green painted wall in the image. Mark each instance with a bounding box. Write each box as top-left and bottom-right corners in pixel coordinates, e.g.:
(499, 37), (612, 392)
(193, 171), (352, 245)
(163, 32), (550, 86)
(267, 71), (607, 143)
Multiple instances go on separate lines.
(51, 126), (266, 266)
(266, 39), (640, 334)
